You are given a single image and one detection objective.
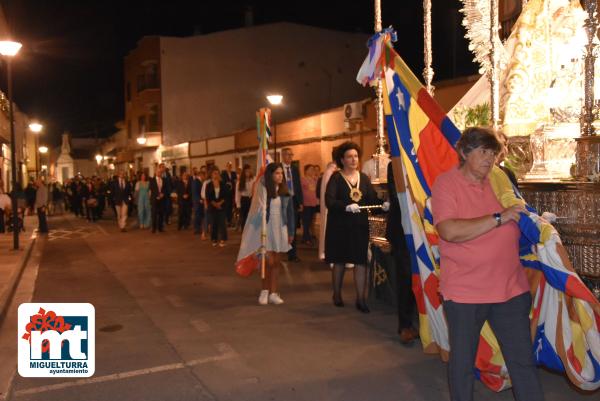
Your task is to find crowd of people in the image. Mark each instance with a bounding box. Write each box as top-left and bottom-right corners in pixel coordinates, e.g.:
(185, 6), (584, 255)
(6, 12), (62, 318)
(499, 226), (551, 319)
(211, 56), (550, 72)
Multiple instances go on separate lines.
(0, 148), (325, 253)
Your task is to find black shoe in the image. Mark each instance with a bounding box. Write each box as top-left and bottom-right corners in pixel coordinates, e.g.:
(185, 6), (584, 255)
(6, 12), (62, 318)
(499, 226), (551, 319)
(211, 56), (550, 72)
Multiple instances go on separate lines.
(288, 256), (301, 263)
(332, 295), (344, 307)
(355, 300), (370, 314)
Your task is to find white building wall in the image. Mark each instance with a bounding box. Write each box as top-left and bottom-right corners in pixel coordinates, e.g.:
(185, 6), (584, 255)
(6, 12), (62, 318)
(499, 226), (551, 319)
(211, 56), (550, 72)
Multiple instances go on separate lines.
(159, 22), (371, 146)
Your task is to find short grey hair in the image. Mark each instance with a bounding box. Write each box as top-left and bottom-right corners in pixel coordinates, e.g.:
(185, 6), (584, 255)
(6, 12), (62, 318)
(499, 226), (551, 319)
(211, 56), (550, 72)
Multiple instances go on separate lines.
(456, 127), (502, 166)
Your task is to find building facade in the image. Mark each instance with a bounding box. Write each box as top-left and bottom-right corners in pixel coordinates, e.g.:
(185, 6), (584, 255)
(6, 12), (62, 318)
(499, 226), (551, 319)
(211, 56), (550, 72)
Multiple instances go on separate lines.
(117, 22), (482, 179)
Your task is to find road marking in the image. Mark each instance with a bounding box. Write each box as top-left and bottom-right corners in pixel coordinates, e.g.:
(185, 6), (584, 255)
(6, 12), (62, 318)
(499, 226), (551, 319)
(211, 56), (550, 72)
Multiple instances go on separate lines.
(165, 295), (185, 308)
(13, 343), (237, 396)
(47, 225), (107, 241)
(149, 277), (163, 287)
(95, 224), (109, 235)
(190, 318), (210, 333)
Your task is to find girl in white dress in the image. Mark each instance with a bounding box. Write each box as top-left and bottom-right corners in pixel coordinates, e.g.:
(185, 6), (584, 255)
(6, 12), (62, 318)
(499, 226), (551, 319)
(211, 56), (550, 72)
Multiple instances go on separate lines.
(257, 163), (295, 305)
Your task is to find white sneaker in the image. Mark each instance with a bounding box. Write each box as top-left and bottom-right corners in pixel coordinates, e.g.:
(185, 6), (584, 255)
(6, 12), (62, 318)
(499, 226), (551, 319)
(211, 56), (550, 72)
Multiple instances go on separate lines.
(268, 293), (284, 305)
(258, 290), (269, 305)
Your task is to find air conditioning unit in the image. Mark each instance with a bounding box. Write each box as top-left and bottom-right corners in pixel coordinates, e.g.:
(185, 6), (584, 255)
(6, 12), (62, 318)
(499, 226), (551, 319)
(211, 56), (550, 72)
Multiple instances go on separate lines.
(344, 101), (366, 121)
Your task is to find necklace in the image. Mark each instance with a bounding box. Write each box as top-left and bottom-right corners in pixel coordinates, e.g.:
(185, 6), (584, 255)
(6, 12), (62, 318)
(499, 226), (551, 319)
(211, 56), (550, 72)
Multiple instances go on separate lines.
(340, 171), (362, 203)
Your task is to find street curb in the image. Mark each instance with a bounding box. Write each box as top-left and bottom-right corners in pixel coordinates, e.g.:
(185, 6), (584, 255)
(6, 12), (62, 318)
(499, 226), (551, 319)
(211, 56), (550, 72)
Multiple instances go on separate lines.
(0, 235), (37, 328)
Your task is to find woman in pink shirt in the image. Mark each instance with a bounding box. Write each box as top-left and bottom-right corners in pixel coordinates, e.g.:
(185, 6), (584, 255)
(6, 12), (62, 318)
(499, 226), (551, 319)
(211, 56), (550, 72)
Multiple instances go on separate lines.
(301, 164), (319, 245)
(431, 127), (544, 401)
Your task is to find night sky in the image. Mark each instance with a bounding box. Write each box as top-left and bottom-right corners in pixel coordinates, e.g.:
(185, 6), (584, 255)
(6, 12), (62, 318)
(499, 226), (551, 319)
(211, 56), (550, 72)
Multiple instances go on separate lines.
(2, 0), (477, 146)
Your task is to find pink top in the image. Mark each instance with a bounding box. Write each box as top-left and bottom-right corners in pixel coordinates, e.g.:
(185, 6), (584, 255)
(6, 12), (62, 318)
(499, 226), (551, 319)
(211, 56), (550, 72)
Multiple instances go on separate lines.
(431, 167), (529, 303)
(301, 177), (318, 207)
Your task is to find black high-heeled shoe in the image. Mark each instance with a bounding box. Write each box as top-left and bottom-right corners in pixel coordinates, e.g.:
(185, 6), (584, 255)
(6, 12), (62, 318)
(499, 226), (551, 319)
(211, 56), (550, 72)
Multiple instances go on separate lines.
(332, 295), (344, 307)
(355, 300), (370, 313)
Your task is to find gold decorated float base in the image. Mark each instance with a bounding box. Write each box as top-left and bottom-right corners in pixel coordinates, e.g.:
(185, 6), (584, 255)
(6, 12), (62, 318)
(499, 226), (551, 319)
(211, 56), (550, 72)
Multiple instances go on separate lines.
(575, 136), (600, 178)
(521, 181), (600, 298)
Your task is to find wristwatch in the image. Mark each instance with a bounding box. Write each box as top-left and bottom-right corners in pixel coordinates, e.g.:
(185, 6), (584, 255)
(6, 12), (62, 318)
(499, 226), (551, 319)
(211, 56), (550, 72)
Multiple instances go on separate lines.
(493, 212), (502, 227)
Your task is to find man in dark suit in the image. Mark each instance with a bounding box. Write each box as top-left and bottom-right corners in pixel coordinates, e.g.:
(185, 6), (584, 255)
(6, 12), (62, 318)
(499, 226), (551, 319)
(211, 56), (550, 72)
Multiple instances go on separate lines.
(111, 171), (132, 232)
(150, 163), (169, 233)
(161, 166), (174, 224)
(191, 167), (204, 235)
(221, 161), (237, 227)
(281, 147), (303, 262)
(386, 161), (418, 345)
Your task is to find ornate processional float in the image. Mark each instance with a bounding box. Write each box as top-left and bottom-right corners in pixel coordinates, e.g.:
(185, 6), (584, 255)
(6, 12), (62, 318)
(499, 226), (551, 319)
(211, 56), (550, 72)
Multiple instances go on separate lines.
(358, 0), (600, 392)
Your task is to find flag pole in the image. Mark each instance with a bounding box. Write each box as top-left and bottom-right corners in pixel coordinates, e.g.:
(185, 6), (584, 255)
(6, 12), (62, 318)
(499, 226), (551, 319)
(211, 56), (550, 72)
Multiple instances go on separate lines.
(373, 0), (388, 183)
(260, 109), (271, 279)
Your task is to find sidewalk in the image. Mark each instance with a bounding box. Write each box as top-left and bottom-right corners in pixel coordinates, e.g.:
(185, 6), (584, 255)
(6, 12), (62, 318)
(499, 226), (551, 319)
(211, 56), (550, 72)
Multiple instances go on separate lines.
(0, 216), (37, 325)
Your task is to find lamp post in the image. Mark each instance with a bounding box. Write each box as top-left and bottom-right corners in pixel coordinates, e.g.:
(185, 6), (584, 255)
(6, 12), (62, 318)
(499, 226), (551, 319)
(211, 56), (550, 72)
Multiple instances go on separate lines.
(266, 94), (282, 161)
(38, 145), (48, 176)
(29, 122), (43, 178)
(0, 40), (22, 250)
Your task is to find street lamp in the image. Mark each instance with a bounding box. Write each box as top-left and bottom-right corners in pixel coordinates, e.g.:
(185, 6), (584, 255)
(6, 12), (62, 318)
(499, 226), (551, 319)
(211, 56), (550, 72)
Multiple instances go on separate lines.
(266, 94), (283, 161)
(0, 40), (22, 250)
(38, 146), (48, 179)
(29, 122), (42, 132)
(136, 134), (147, 145)
(29, 122), (43, 179)
(95, 154), (103, 165)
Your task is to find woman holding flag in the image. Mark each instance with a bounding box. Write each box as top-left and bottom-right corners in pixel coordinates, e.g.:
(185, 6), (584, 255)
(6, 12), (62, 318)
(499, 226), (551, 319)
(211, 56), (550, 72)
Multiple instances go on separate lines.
(432, 128), (544, 401)
(252, 162), (295, 305)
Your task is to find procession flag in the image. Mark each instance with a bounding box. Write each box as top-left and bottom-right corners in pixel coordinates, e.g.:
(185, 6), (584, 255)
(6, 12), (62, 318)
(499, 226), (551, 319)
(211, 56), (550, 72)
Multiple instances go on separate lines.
(235, 108), (272, 278)
(357, 29), (600, 392)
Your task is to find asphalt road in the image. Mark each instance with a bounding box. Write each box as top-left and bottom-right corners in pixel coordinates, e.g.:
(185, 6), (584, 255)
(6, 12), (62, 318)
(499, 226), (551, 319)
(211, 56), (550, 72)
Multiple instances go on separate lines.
(7, 214), (596, 401)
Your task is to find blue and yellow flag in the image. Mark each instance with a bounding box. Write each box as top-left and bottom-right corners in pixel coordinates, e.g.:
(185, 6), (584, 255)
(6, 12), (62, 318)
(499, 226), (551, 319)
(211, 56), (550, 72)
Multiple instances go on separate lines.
(358, 29), (600, 392)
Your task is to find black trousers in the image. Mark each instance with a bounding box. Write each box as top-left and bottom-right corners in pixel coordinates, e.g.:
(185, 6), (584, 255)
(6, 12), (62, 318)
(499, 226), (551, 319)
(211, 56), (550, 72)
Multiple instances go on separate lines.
(152, 200), (166, 232)
(240, 196), (251, 229)
(444, 292), (544, 401)
(72, 197), (82, 217)
(0, 208), (4, 233)
(178, 201), (192, 229)
(392, 247), (416, 330)
(209, 209), (227, 242)
(193, 203), (204, 234)
(37, 207), (48, 233)
(301, 205), (318, 241)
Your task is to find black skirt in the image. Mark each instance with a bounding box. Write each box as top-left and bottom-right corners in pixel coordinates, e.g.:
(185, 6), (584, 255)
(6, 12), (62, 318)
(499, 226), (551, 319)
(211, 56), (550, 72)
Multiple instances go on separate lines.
(324, 172), (380, 265)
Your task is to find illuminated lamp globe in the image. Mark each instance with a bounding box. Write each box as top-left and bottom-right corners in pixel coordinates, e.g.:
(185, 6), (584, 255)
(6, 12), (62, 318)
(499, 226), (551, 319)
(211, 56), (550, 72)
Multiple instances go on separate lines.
(29, 123), (43, 133)
(0, 41), (22, 57)
(266, 95), (283, 106)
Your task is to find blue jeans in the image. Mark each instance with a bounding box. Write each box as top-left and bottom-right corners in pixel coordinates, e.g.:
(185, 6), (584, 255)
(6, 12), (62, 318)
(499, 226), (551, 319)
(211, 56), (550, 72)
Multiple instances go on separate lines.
(444, 292), (544, 401)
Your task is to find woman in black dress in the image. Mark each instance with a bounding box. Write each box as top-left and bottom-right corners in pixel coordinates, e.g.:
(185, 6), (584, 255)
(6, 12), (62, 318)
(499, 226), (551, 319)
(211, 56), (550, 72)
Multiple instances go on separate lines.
(325, 141), (387, 313)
